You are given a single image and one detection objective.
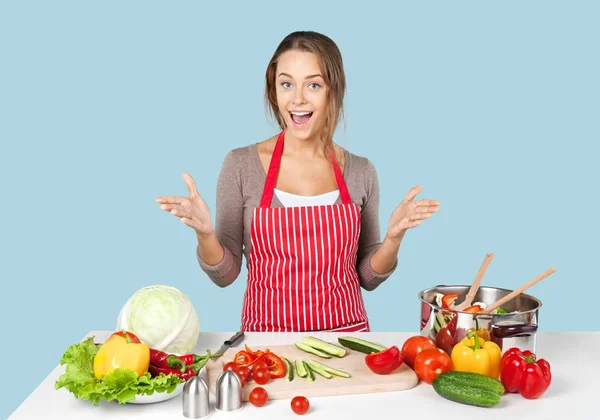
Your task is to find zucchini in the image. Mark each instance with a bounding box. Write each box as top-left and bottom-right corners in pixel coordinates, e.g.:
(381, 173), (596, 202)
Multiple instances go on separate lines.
(435, 371), (505, 395)
(295, 342), (332, 358)
(306, 359), (350, 378)
(337, 336), (387, 354)
(303, 361), (316, 382)
(304, 360), (332, 379)
(301, 336), (347, 358)
(295, 359), (308, 378)
(283, 357), (294, 381)
(432, 371), (504, 408)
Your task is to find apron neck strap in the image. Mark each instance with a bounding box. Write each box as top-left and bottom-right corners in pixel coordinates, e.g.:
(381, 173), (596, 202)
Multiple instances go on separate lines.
(259, 130), (352, 207)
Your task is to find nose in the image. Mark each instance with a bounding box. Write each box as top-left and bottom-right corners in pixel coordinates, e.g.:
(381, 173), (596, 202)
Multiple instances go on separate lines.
(292, 87), (306, 105)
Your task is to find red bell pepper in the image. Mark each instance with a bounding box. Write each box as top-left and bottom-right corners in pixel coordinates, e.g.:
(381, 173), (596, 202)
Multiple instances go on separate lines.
(463, 305), (482, 313)
(500, 347), (552, 399)
(365, 346), (404, 375)
(442, 293), (459, 308)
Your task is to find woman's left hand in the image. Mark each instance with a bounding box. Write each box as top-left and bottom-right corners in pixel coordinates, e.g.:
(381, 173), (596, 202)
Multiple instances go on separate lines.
(385, 185), (439, 242)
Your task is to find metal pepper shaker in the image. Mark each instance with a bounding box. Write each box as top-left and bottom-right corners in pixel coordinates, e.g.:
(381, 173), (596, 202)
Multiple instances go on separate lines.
(182, 372), (211, 419)
(215, 370), (243, 412)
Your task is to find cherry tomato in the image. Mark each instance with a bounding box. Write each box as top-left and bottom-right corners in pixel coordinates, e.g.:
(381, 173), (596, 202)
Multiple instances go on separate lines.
(249, 387), (268, 407)
(223, 362), (238, 372)
(253, 367), (271, 385)
(413, 347), (453, 384)
(290, 396), (310, 415)
(234, 370), (247, 387)
(110, 331), (141, 343)
(236, 365), (252, 381)
(401, 336), (436, 369)
(252, 360), (268, 372)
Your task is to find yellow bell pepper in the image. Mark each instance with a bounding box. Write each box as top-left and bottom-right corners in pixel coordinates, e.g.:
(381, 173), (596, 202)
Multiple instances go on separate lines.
(450, 331), (501, 379)
(93, 334), (150, 379)
(467, 327), (491, 341)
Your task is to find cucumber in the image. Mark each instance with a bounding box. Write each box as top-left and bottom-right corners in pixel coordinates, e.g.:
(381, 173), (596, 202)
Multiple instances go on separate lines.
(295, 359), (308, 378)
(304, 360), (332, 379)
(295, 342), (332, 359)
(337, 336), (387, 354)
(301, 336), (347, 358)
(306, 359), (350, 378)
(435, 371), (505, 396)
(303, 361), (316, 382)
(283, 357), (294, 382)
(432, 371), (504, 408)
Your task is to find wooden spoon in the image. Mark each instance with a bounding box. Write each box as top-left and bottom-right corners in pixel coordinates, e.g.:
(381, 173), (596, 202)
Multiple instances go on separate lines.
(454, 253), (494, 311)
(481, 267), (556, 314)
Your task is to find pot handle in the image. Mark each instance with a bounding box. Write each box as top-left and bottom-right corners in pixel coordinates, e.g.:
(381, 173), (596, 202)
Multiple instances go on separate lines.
(491, 323), (538, 338)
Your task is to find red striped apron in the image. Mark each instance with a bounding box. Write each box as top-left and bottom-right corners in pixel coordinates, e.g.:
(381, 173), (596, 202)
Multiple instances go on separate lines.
(240, 130), (370, 332)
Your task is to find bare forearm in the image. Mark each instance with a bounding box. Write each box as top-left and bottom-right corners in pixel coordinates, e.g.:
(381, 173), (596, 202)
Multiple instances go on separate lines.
(369, 232), (404, 274)
(197, 232), (225, 265)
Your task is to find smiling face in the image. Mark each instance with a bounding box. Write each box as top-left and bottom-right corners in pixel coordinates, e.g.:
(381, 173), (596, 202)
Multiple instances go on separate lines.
(275, 50), (328, 143)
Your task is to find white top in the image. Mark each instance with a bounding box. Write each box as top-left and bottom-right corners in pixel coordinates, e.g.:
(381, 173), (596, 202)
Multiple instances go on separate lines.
(9, 330), (597, 419)
(274, 188), (340, 207)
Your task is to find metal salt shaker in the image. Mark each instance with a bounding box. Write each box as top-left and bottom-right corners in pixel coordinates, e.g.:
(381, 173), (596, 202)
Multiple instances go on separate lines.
(182, 368), (211, 419)
(215, 370), (243, 412)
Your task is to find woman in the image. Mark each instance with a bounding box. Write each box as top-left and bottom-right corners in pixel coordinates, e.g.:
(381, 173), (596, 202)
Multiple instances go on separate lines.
(157, 31), (439, 333)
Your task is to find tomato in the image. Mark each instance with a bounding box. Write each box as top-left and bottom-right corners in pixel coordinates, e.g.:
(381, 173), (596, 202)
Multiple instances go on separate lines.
(223, 362), (238, 372)
(413, 347), (453, 384)
(249, 387), (268, 407)
(236, 365), (252, 382)
(401, 336), (436, 369)
(110, 331), (141, 343)
(252, 360), (268, 372)
(290, 396), (310, 415)
(253, 367), (271, 385)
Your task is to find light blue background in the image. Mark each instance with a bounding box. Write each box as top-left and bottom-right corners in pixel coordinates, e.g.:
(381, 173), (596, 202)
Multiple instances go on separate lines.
(1, 0), (598, 417)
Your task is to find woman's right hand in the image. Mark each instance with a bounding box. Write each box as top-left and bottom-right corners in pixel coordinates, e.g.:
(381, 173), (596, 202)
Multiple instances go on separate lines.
(156, 172), (214, 237)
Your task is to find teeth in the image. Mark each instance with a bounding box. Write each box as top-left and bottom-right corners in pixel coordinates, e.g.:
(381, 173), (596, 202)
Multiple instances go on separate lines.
(291, 111), (311, 116)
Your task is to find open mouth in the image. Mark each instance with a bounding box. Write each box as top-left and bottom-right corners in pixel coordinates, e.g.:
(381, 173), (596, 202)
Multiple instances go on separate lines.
(289, 111), (313, 126)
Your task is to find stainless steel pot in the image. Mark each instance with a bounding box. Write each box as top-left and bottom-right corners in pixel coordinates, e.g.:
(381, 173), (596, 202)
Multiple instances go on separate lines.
(418, 285), (542, 355)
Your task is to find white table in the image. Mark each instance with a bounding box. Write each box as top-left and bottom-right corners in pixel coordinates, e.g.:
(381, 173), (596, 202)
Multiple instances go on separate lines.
(9, 331), (599, 419)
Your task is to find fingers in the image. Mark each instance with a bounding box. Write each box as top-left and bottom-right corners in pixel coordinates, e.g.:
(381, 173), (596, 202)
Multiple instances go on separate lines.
(182, 172), (199, 198)
(402, 185), (423, 203)
(156, 196), (186, 204)
(413, 199), (440, 214)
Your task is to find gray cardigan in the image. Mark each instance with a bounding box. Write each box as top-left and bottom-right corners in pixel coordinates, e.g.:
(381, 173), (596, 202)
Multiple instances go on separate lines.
(197, 143), (397, 291)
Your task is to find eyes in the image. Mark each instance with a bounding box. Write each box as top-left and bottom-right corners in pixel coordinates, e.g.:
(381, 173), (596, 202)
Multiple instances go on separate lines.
(280, 81), (321, 90)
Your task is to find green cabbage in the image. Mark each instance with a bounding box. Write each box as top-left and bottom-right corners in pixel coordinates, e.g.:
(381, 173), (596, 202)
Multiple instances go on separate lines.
(117, 285), (200, 354)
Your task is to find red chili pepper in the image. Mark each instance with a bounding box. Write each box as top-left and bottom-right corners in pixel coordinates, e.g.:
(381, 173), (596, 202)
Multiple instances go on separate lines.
(500, 348), (552, 399)
(149, 349), (186, 371)
(442, 293), (459, 308)
(365, 346), (404, 375)
(149, 365), (188, 379)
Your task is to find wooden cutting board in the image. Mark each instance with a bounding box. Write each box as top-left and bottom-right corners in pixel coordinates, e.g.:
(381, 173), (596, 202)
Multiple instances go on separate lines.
(205, 342), (419, 400)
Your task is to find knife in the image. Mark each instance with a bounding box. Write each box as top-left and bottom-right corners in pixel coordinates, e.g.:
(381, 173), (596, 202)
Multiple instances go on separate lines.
(211, 331), (245, 360)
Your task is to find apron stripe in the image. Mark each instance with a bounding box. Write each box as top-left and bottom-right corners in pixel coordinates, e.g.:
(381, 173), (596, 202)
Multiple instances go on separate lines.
(242, 130), (370, 333)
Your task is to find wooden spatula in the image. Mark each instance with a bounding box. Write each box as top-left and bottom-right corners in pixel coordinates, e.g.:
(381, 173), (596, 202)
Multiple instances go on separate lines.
(481, 267), (556, 314)
(454, 253), (494, 311)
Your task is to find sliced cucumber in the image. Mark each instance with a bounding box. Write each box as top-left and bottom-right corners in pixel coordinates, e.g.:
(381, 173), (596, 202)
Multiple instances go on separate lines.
(295, 342), (332, 358)
(306, 359), (350, 378)
(301, 336), (347, 358)
(337, 336), (387, 354)
(304, 361), (316, 382)
(283, 357), (294, 381)
(304, 360), (332, 379)
(295, 359), (308, 378)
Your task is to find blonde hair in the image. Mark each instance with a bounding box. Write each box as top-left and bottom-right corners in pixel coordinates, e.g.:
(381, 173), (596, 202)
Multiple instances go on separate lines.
(265, 31), (346, 162)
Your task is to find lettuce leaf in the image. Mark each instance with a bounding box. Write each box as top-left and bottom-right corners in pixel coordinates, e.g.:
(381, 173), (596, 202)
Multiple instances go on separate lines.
(55, 336), (184, 405)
